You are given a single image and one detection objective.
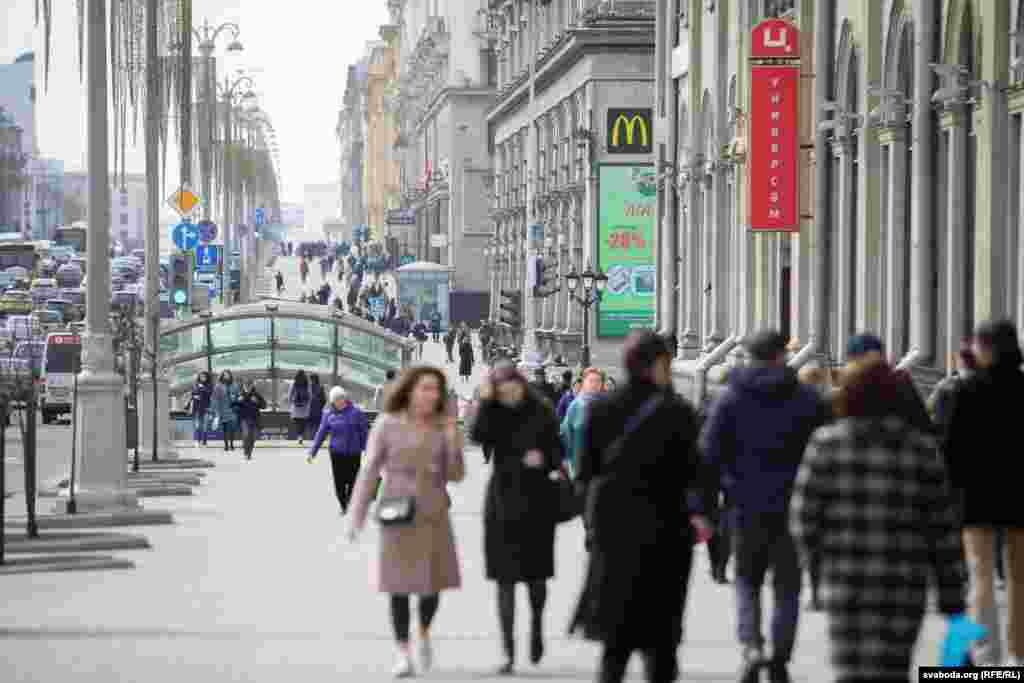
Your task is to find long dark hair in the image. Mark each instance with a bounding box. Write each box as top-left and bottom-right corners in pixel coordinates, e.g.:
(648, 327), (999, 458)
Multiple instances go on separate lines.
(219, 370), (233, 385)
(310, 373), (321, 387)
(293, 370), (308, 388)
(384, 366), (448, 416)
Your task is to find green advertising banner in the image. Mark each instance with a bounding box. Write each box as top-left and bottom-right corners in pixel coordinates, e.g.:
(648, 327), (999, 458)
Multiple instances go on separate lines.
(597, 165), (657, 337)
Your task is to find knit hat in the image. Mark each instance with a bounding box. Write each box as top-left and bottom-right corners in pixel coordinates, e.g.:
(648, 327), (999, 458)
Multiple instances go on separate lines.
(328, 386), (347, 403)
(846, 333), (885, 359)
(975, 319), (1024, 367)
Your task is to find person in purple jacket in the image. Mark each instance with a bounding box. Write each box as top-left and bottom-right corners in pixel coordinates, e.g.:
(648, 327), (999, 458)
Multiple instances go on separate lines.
(307, 386), (370, 514)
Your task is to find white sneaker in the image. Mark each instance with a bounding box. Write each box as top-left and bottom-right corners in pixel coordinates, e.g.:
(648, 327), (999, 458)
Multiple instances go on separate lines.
(419, 634), (434, 672)
(392, 652), (414, 678)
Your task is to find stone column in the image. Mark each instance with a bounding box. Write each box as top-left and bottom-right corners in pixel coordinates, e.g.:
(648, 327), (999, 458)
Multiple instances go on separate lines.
(711, 162), (728, 344)
(568, 200), (584, 333)
(882, 125), (908, 357)
(553, 206), (567, 330)
(681, 160), (703, 358)
(833, 135), (855, 359)
(63, 0), (137, 513)
(767, 235), (780, 329)
(1018, 114), (1024, 328)
(700, 170), (714, 350)
(944, 105), (968, 374)
(675, 178), (689, 356)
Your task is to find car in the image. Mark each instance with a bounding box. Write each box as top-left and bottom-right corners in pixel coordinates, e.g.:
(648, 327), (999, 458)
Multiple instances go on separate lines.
(44, 300), (72, 324)
(0, 291), (34, 315)
(55, 263), (83, 288)
(30, 278), (60, 304)
(111, 290), (137, 310)
(13, 340), (45, 379)
(30, 309), (63, 331)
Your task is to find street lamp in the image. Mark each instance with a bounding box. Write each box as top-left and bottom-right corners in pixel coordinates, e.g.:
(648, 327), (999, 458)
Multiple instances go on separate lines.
(565, 263), (607, 368)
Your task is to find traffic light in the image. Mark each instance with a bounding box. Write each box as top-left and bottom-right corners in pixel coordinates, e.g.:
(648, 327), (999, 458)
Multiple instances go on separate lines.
(533, 257), (560, 298)
(171, 252), (192, 307)
(499, 289), (522, 328)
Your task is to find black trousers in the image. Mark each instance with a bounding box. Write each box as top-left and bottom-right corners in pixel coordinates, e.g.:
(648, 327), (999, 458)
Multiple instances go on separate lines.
(329, 452), (361, 510)
(290, 417), (306, 440)
(709, 503), (732, 579)
(599, 644), (678, 683)
(390, 594), (440, 643)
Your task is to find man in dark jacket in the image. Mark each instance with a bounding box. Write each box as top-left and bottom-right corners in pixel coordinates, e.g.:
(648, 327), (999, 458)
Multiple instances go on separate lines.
(529, 367), (559, 410)
(945, 319), (1024, 666)
(700, 330), (830, 683)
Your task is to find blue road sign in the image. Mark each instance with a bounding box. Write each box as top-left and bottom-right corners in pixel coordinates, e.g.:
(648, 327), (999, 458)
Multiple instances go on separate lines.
(197, 220), (218, 243)
(195, 244), (221, 271)
(172, 222), (199, 251)
(255, 208), (266, 226)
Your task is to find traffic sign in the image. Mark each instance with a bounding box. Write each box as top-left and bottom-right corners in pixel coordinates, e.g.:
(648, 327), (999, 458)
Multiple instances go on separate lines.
(255, 208), (266, 226)
(172, 222), (200, 251)
(197, 220), (218, 243)
(166, 186), (201, 217)
(195, 244), (221, 272)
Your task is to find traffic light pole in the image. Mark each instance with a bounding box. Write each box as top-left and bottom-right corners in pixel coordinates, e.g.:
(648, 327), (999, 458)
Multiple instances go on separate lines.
(520, 0), (540, 368)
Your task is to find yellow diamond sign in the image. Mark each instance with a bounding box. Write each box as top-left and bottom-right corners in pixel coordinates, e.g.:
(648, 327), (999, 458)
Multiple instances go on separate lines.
(167, 186), (201, 217)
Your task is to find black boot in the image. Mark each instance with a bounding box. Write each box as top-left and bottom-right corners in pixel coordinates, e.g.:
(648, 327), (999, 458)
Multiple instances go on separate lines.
(738, 646), (763, 683)
(767, 660), (790, 683)
(530, 617), (544, 665)
(497, 637), (514, 676)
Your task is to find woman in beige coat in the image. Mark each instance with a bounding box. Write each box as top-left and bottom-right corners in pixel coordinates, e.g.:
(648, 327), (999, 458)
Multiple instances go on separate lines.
(347, 365), (466, 678)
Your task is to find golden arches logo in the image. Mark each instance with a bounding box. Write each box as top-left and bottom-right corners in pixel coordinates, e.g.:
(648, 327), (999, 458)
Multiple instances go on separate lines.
(611, 115), (649, 148)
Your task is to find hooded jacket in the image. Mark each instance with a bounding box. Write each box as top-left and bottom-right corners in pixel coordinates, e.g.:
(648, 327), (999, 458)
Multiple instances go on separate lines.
(700, 365), (830, 525)
(310, 401), (369, 456)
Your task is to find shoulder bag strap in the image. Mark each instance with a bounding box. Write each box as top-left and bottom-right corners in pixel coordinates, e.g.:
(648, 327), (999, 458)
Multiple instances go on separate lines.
(601, 394), (664, 471)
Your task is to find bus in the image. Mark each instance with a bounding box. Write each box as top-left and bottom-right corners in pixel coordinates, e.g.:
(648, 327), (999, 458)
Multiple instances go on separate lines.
(40, 332), (81, 423)
(0, 234), (37, 273)
(54, 224), (87, 254)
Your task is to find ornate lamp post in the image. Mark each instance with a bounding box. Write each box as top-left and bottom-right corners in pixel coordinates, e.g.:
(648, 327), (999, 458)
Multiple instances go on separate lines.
(564, 263), (607, 368)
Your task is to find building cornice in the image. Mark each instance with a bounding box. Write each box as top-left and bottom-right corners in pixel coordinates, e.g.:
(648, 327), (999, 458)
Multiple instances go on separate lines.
(486, 22), (655, 125)
(415, 86), (497, 133)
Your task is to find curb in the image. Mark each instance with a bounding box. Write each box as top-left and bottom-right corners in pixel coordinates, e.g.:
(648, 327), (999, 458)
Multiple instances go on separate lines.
(0, 555), (135, 575)
(130, 460), (216, 470)
(125, 474), (203, 486)
(4, 510), (174, 529)
(3, 531), (150, 554)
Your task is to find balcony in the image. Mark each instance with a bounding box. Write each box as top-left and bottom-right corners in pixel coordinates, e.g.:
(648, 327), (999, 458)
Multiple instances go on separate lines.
(577, 0), (656, 22)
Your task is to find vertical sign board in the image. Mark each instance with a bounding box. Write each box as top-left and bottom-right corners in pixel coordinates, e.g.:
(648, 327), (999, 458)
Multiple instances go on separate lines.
(749, 19), (800, 232)
(597, 165), (657, 337)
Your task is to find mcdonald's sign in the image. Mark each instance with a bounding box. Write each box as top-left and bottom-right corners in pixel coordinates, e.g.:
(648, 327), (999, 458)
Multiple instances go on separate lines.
(606, 108), (653, 154)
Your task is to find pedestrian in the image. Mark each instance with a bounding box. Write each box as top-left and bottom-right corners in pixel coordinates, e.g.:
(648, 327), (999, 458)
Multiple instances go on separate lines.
(307, 386), (370, 514)
(471, 361), (564, 674)
(559, 367), (604, 479)
(187, 371), (213, 446)
(275, 270), (284, 296)
(944, 319), (1024, 667)
(288, 370), (312, 445)
(234, 379), (267, 460)
(529, 367), (559, 410)
(210, 370), (240, 452)
(346, 366), (466, 678)
(412, 320), (428, 360)
(570, 331), (712, 683)
(927, 344), (976, 439)
(699, 330), (831, 683)
(790, 354), (965, 681)
(844, 333), (933, 435)
(307, 373), (327, 440)
(458, 334), (474, 383)
(375, 369), (398, 411)
(430, 311), (442, 343)
(556, 375), (580, 423)
(443, 328), (456, 364)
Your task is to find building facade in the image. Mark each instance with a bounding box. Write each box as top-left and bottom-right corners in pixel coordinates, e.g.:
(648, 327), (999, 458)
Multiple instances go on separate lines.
(0, 52), (37, 237)
(389, 0), (497, 313)
(365, 37), (402, 244)
(338, 58), (369, 236)
(64, 172), (148, 250)
(485, 0), (657, 370)
(657, 0), (1024, 405)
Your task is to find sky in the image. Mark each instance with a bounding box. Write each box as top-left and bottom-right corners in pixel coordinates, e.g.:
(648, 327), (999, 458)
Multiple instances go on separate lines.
(1, 0), (390, 205)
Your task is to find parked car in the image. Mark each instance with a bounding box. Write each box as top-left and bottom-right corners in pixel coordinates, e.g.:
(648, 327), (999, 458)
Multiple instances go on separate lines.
(55, 263), (83, 289)
(30, 278), (60, 304)
(0, 291), (34, 315)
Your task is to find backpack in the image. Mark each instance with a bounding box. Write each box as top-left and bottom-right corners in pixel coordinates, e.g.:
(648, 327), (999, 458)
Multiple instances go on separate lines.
(293, 385), (309, 407)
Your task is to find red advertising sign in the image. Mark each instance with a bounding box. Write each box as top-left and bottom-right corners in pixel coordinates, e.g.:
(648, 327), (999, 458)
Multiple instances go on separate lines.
(749, 65), (799, 232)
(751, 18), (800, 59)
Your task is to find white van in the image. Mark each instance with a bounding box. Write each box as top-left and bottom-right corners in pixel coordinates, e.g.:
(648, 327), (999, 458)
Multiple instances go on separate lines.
(40, 332), (81, 423)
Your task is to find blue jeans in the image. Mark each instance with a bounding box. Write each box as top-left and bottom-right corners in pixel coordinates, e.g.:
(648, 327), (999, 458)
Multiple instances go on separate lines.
(193, 411), (210, 443)
(733, 514), (802, 662)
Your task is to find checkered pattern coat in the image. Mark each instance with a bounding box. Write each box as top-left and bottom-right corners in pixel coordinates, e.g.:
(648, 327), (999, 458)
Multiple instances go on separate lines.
(790, 416), (966, 679)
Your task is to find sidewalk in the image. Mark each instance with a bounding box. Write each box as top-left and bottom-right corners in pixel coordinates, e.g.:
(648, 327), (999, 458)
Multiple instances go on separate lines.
(0, 434), (950, 682)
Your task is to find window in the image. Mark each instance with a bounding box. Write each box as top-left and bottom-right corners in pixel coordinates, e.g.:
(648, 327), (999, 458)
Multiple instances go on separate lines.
(763, 0), (795, 18)
(484, 50), (497, 87)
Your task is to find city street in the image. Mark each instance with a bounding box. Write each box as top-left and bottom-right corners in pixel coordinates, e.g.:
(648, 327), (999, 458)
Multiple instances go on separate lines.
(0, 336), (949, 682)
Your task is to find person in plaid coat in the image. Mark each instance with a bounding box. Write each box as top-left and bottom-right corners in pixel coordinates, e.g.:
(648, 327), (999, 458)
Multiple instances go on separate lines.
(790, 356), (966, 682)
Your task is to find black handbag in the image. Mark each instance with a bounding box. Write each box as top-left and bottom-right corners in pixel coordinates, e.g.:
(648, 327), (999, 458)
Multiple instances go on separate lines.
(376, 496), (416, 526)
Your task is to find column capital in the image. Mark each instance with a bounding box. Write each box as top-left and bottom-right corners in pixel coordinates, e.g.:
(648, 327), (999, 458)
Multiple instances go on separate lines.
(938, 101), (968, 129)
(877, 123), (908, 145)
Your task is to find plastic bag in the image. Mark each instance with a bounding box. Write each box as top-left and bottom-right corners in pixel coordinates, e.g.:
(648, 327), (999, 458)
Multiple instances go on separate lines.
(941, 613), (988, 666)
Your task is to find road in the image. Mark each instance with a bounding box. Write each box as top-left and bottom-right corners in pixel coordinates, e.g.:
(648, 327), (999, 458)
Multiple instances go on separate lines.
(1, 277), (951, 682)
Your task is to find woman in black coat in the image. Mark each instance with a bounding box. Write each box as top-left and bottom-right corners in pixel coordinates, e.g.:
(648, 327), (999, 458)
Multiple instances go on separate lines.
(570, 331), (711, 683)
(471, 362), (564, 675)
(458, 337), (474, 382)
